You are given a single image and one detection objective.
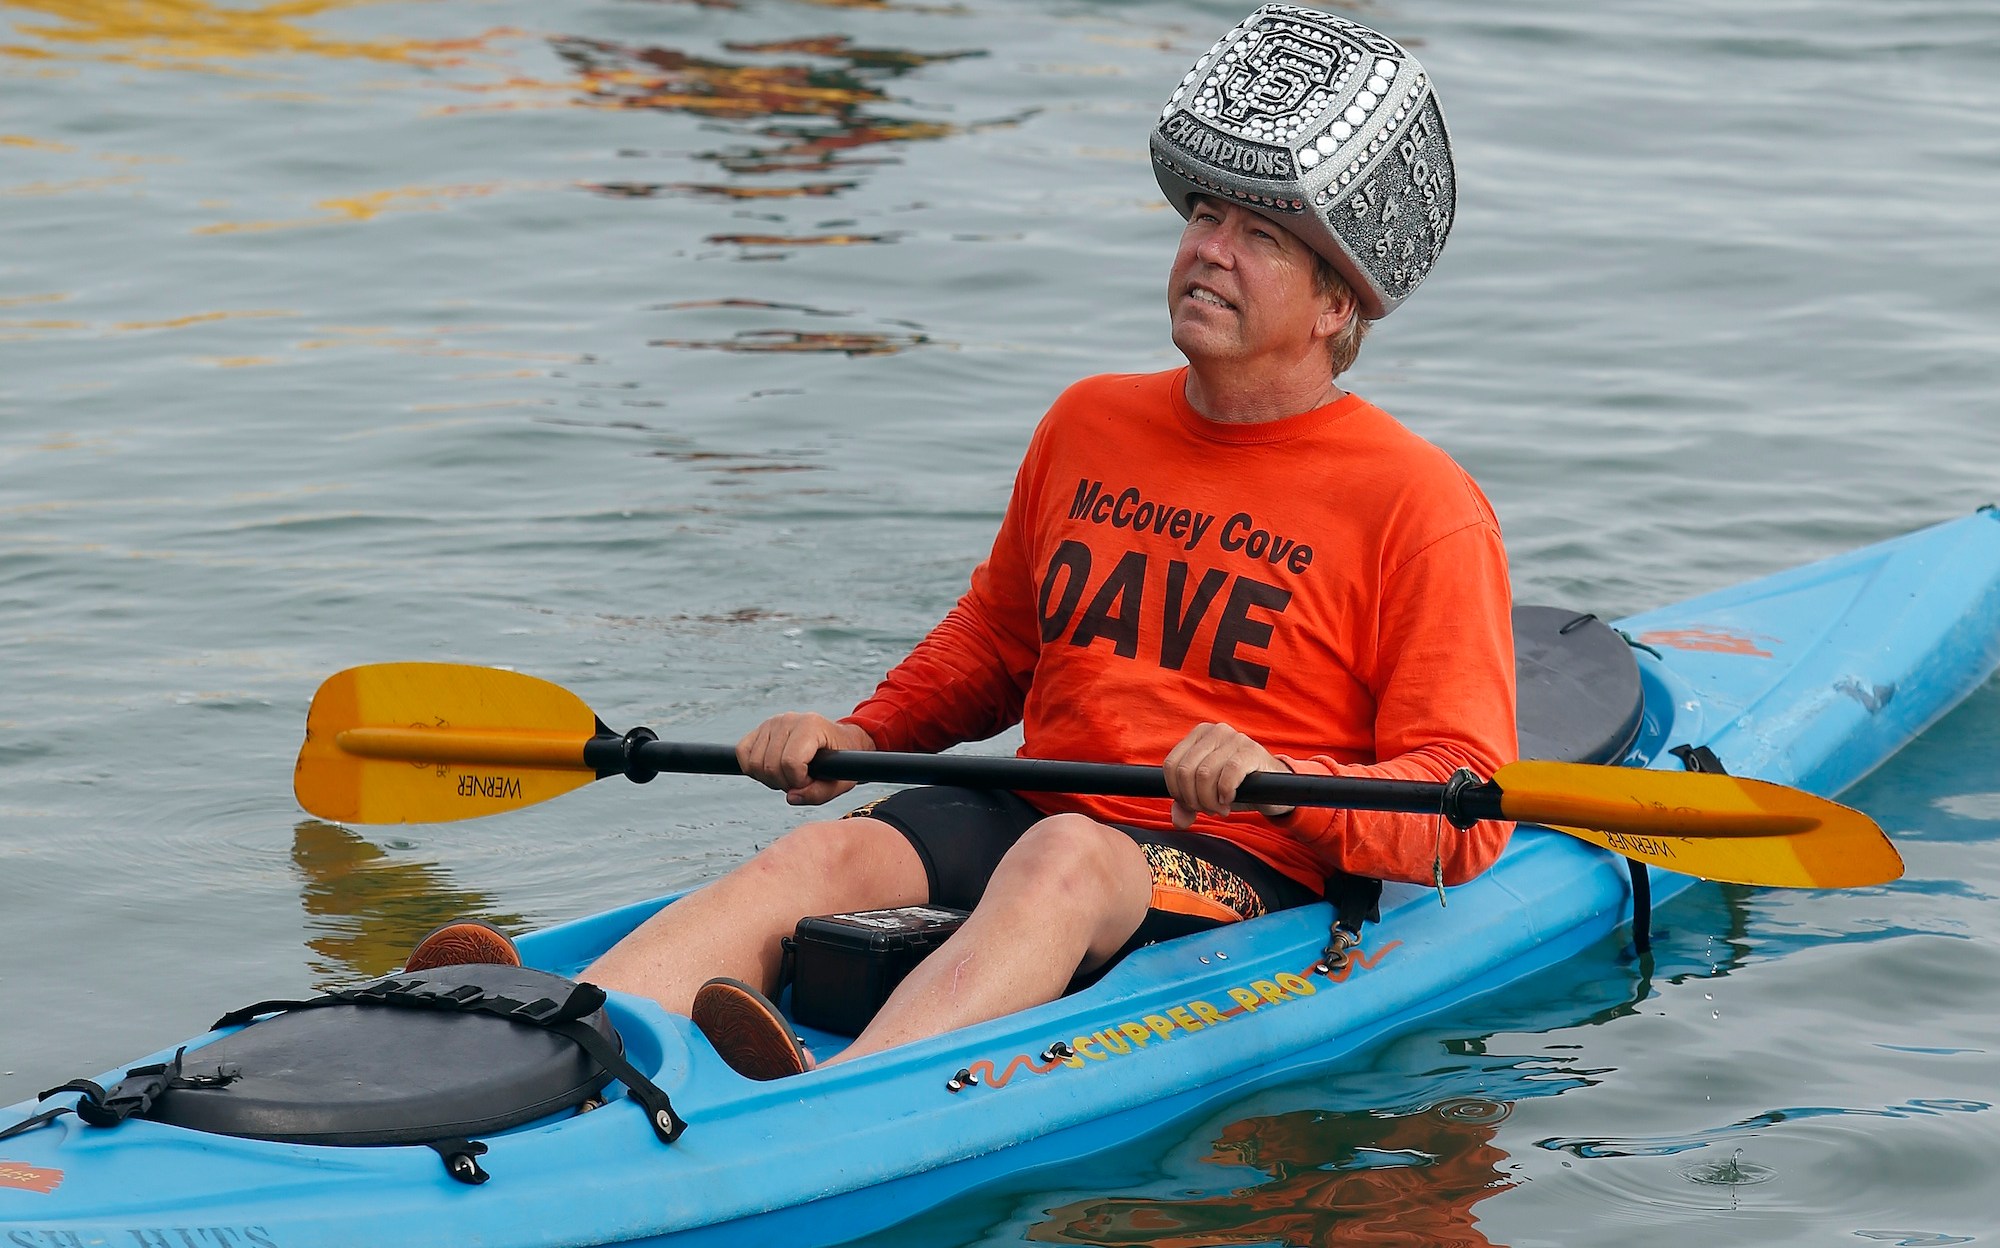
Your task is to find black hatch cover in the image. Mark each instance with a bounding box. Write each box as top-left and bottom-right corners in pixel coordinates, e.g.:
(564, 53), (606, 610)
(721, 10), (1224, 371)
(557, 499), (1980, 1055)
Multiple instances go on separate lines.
(1513, 605), (1643, 766)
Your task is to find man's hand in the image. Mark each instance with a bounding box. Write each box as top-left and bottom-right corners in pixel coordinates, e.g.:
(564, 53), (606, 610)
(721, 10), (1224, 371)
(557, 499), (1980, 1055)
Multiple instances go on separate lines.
(736, 713), (878, 806)
(1162, 722), (1296, 830)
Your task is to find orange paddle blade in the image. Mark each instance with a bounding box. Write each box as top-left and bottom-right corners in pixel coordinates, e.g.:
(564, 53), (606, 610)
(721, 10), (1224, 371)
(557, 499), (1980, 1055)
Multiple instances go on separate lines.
(1493, 760), (1902, 887)
(295, 663), (602, 824)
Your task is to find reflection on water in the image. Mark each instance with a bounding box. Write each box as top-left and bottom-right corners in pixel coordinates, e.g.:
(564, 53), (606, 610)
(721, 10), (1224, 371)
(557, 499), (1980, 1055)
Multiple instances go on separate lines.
(193, 182), (514, 236)
(550, 27), (1000, 351)
(931, 887), (1768, 1248)
(1, 0), (487, 70)
(651, 328), (930, 356)
(1029, 1099), (1514, 1248)
(704, 230), (901, 250)
(291, 820), (522, 984)
(650, 296), (937, 359)
(1538, 1098), (1991, 1162)
(0, 304), (299, 346)
(554, 31), (1004, 205)
(7, 4), (995, 365)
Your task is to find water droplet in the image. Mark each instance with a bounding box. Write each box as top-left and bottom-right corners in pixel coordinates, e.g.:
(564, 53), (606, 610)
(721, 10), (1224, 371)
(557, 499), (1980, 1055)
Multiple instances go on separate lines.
(1681, 1148), (1776, 1187)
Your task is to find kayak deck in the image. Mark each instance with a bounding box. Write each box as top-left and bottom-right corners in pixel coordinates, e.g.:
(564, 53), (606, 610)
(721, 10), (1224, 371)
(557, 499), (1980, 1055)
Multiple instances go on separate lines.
(5, 509), (1999, 1248)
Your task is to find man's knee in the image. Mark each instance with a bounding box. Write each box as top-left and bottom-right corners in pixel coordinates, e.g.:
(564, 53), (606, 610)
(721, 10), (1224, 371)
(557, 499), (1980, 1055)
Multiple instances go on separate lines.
(742, 816), (912, 890)
(998, 815), (1149, 902)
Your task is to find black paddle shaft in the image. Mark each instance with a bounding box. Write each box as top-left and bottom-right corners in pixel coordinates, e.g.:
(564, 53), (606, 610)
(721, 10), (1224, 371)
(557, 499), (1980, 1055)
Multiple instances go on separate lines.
(585, 735), (1507, 826)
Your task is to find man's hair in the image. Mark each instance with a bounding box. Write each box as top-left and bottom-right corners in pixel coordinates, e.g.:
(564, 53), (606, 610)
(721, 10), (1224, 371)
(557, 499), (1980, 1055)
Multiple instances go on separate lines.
(1313, 253), (1369, 378)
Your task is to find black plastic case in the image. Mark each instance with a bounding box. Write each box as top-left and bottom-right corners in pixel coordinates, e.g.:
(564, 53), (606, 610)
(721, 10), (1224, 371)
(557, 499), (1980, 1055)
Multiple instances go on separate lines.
(788, 905), (969, 1036)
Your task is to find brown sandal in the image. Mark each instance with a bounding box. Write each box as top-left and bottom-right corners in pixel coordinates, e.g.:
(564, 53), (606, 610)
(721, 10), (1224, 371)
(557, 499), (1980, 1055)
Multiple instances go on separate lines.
(692, 978), (811, 1081)
(404, 919), (522, 973)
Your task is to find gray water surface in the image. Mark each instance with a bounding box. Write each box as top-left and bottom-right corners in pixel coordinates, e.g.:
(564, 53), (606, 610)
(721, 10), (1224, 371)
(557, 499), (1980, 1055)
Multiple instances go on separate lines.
(3, 0), (1998, 1242)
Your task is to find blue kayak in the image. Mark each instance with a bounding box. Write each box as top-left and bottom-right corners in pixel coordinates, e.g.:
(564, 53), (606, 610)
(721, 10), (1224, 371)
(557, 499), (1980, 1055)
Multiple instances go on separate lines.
(5, 509), (1999, 1247)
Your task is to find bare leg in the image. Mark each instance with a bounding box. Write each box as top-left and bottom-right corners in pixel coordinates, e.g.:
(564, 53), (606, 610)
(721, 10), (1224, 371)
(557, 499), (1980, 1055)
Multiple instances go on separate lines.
(585, 816), (926, 1016)
(827, 814), (1153, 1065)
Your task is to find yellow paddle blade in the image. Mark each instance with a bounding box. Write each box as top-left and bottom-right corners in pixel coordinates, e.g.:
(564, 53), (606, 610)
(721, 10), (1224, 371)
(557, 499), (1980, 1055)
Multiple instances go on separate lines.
(1495, 760), (1902, 888)
(295, 663), (603, 825)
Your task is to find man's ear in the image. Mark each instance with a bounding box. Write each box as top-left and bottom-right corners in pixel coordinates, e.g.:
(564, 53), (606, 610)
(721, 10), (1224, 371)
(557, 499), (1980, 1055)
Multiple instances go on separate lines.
(1313, 284), (1357, 342)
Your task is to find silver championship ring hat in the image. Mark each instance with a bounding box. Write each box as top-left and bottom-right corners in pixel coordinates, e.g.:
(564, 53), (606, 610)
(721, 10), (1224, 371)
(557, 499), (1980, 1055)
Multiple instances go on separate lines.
(1151, 5), (1455, 320)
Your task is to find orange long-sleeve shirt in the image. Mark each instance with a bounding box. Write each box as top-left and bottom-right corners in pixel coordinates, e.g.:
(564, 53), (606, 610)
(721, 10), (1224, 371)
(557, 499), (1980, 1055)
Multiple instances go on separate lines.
(843, 369), (1517, 891)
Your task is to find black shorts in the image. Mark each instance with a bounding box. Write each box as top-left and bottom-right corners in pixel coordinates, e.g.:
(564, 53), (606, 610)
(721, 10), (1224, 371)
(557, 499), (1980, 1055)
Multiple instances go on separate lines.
(845, 786), (1320, 955)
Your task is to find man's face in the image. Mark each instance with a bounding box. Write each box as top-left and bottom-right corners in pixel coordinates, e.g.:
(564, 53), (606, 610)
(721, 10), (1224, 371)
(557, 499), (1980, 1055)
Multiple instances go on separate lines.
(1168, 197), (1342, 370)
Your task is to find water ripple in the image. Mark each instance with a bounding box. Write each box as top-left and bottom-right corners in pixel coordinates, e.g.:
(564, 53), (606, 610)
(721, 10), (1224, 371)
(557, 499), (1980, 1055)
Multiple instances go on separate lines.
(1537, 1098), (1991, 1160)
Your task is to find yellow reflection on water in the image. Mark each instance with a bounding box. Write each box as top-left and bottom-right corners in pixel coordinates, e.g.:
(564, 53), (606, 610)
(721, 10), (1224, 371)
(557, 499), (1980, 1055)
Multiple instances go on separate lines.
(0, 307), (297, 343)
(0, 317), (87, 330)
(194, 181), (510, 235)
(113, 308), (293, 331)
(292, 820), (524, 984)
(1029, 1099), (1515, 1248)
(2, 0), (479, 70)
(5, 173), (140, 195)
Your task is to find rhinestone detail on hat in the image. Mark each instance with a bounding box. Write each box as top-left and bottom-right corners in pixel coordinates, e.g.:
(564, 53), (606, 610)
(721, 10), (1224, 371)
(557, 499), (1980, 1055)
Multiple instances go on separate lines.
(1156, 150), (1308, 214)
(1182, 12), (1361, 145)
(1152, 4), (1456, 317)
(1170, 6), (1417, 181)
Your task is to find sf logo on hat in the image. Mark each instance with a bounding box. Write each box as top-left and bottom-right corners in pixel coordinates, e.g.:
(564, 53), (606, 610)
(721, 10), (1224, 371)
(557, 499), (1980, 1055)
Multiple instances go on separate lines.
(1217, 30), (1341, 128)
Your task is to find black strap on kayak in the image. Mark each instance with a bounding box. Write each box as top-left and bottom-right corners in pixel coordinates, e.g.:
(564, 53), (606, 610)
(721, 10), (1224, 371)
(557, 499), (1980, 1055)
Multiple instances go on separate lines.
(0, 1105), (67, 1143)
(1312, 765), (1484, 974)
(1616, 743), (1732, 956)
(1313, 870), (1383, 976)
(213, 975), (688, 1160)
(1625, 849), (1654, 956)
(776, 935), (799, 997)
(0, 1048), (238, 1144)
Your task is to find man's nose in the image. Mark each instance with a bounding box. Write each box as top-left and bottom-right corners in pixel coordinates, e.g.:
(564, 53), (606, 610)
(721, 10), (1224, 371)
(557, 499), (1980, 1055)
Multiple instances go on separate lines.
(1195, 225), (1234, 265)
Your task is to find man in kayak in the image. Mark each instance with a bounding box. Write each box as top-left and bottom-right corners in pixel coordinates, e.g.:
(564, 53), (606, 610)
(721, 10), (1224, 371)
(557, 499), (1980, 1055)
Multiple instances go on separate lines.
(415, 5), (1517, 1081)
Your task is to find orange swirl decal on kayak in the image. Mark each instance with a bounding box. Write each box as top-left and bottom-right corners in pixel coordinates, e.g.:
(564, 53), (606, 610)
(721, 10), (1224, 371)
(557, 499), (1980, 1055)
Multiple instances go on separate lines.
(0, 1161), (64, 1193)
(1636, 627), (1774, 658)
(1317, 942), (1397, 984)
(965, 1050), (1069, 1090)
(956, 941), (1401, 1091)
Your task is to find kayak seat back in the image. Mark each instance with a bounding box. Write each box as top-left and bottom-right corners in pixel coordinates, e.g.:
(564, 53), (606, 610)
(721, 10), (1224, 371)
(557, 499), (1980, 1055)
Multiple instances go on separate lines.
(1513, 606), (1643, 766)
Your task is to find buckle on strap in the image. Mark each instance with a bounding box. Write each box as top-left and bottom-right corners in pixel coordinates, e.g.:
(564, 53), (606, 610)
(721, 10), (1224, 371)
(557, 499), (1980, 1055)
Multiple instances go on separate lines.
(0, 1046), (246, 1143)
(1314, 871), (1383, 976)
